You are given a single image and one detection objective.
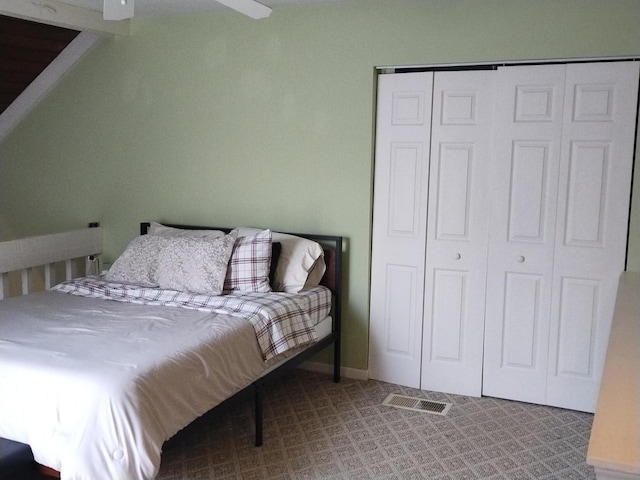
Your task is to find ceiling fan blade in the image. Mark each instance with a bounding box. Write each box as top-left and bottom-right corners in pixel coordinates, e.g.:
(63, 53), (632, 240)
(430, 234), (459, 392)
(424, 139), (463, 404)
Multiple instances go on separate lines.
(215, 0), (272, 19)
(104, 0), (135, 20)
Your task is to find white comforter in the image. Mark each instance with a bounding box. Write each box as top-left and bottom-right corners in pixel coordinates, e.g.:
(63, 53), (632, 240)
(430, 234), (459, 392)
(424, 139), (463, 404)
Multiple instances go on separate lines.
(0, 291), (286, 480)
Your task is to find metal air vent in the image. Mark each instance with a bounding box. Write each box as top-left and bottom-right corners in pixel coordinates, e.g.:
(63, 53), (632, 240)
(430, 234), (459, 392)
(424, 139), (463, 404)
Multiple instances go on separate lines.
(382, 393), (452, 415)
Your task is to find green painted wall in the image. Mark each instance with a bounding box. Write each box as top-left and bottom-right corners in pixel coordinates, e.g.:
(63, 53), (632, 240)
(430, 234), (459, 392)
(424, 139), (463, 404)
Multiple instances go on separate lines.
(1, 0), (639, 371)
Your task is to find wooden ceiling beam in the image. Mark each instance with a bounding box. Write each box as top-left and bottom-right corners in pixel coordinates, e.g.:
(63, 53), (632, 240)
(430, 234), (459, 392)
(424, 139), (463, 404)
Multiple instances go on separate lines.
(0, 0), (130, 36)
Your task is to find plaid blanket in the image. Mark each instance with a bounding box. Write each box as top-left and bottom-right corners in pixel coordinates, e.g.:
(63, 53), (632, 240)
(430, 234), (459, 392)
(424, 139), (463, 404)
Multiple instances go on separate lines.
(51, 277), (332, 361)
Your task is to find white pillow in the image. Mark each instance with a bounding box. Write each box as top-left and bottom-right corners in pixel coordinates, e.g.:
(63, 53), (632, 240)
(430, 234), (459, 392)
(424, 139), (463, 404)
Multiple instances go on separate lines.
(223, 229), (272, 293)
(148, 222), (225, 239)
(237, 227), (325, 293)
(105, 235), (164, 285)
(156, 231), (238, 295)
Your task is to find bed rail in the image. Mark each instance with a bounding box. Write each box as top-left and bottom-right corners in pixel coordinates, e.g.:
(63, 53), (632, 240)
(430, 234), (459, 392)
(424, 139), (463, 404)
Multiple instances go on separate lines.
(0, 225), (103, 299)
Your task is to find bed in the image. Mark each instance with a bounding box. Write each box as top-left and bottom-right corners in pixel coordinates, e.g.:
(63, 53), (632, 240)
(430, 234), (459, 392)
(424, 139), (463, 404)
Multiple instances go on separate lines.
(0, 222), (342, 480)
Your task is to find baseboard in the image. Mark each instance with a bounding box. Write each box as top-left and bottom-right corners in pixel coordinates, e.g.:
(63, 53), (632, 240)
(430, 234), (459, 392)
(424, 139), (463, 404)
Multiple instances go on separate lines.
(299, 361), (369, 381)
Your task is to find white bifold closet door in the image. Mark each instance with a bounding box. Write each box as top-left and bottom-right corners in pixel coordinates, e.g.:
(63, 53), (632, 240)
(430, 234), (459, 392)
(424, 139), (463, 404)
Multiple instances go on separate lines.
(482, 64), (567, 405)
(483, 62), (639, 412)
(546, 62), (638, 410)
(369, 61), (638, 412)
(369, 72), (433, 388)
(369, 70), (495, 395)
(420, 71), (495, 397)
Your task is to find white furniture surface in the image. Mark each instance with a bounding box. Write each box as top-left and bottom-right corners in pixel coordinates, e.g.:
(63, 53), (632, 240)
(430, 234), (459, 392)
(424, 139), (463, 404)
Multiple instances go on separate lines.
(369, 61), (639, 412)
(587, 272), (640, 480)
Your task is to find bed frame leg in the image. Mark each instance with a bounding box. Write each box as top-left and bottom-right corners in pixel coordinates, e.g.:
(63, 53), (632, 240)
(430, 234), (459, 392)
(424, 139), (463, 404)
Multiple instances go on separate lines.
(254, 382), (264, 447)
(333, 339), (341, 383)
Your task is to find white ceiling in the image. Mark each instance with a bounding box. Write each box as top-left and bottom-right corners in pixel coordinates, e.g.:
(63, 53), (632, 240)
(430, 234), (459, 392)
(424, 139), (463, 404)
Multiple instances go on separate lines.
(57, 0), (339, 17)
(0, 0), (345, 36)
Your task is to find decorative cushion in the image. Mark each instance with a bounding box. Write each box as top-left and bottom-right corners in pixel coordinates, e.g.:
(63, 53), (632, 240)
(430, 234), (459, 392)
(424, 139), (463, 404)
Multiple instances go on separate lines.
(223, 229), (272, 293)
(105, 235), (164, 285)
(156, 230), (238, 295)
(237, 228), (325, 293)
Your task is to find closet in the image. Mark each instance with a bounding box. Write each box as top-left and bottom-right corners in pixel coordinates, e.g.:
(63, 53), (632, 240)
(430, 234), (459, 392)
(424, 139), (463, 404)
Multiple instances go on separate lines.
(368, 61), (639, 412)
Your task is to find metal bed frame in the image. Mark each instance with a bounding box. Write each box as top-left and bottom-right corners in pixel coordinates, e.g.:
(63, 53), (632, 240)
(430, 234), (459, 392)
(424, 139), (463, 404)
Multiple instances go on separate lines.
(140, 222), (343, 446)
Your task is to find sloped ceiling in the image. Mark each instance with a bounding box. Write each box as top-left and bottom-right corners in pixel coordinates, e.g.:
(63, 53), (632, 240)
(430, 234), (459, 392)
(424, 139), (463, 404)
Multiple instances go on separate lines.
(0, 0), (341, 132)
(37, 0), (330, 17)
(0, 16), (79, 114)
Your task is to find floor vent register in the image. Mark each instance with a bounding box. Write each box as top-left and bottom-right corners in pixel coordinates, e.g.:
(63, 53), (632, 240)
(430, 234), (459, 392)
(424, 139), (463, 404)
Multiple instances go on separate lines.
(382, 393), (452, 416)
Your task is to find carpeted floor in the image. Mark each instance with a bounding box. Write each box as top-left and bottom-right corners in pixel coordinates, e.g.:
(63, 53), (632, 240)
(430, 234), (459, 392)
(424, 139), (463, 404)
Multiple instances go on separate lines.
(156, 369), (595, 479)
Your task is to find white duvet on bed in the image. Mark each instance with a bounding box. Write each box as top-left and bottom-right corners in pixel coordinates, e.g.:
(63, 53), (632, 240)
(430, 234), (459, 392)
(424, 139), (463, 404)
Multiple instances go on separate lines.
(0, 291), (282, 480)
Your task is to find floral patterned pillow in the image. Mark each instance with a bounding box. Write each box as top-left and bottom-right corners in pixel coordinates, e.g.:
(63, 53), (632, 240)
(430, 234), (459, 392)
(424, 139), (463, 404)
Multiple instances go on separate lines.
(105, 234), (164, 285)
(156, 230), (238, 295)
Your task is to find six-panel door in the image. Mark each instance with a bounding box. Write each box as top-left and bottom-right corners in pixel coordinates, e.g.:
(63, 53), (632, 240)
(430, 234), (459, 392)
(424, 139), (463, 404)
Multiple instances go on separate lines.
(483, 65), (567, 405)
(369, 72), (433, 388)
(421, 71), (495, 397)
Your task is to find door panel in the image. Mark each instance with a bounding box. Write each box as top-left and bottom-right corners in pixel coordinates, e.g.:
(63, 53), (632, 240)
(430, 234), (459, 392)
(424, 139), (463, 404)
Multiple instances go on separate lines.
(554, 277), (600, 377)
(501, 272), (544, 369)
(384, 265), (420, 354)
(420, 71), (494, 397)
(388, 143), (424, 235)
(508, 141), (553, 243)
(483, 65), (566, 404)
(369, 72), (433, 388)
(547, 62), (639, 412)
(430, 269), (467, 362)
(564, 141), (609, 247)
(434, 144), (474, 239)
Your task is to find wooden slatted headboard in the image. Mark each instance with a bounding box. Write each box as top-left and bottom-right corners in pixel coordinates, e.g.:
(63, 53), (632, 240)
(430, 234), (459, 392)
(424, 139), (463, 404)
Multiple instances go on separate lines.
(0, 225), (102, 299)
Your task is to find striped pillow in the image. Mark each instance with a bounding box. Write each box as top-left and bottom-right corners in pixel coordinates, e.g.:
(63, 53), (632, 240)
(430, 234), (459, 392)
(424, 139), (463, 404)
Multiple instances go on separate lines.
(223, 229), (273, 293)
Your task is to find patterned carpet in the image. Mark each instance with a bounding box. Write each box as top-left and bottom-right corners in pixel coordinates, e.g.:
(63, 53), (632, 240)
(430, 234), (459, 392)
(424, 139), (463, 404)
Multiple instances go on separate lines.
(157, 369), (595, 479)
